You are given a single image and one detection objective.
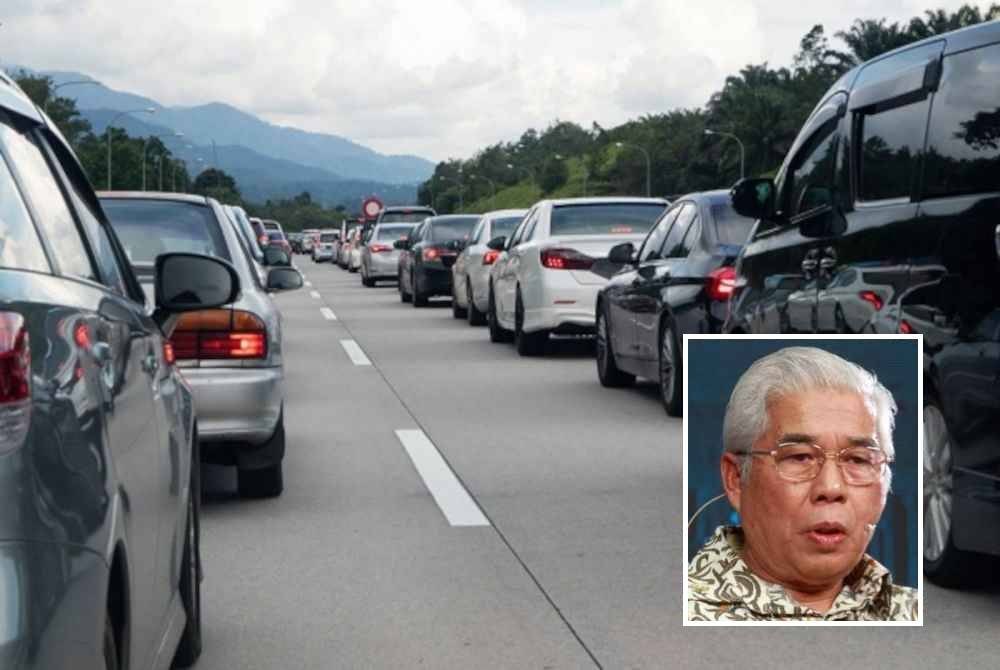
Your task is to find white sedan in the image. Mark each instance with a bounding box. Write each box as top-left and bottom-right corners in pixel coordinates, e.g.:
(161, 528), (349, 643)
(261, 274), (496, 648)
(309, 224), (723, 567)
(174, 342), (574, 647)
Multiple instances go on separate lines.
(451, 208), (527, 324)
(487, 197), (669, 356)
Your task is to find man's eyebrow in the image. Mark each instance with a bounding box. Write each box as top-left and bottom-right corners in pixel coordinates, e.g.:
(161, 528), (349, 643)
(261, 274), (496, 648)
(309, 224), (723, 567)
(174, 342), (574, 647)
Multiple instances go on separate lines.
(847, 436), (880, 449)
(776, 433), (816, 444)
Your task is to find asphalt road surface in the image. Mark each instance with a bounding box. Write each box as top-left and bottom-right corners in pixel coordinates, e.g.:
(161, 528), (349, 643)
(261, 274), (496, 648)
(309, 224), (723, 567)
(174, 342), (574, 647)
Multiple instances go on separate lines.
(197, 261), (1000, 670)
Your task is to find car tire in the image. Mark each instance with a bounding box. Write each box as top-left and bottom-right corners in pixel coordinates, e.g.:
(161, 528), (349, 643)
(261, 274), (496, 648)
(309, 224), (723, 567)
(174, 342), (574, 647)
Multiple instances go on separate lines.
(659, 320), (682, 417)
(172, 431), (202, 668)
(412, 273), (429, 307)
(237, 418), (284, 498)
(399, 270), (412, 303)
(452, 281), (467, 319)
(514, 289), (547, 356)
(924, 393), (992, 586)
(488, 285), (512, 343)
(104, 614), (119, 670)
(467, 280), (486, 326)
(362, 267), (375, 287)
(596, 307), (635, 388)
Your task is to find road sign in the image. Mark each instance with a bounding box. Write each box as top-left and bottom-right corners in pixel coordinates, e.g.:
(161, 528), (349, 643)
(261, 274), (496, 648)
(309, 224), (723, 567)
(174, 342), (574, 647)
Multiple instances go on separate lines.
(362, 197), (383, 221)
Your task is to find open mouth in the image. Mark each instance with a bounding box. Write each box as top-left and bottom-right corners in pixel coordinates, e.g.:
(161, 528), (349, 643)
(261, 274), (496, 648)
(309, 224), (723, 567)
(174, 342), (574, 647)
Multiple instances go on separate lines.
(806, 522), (848, 548)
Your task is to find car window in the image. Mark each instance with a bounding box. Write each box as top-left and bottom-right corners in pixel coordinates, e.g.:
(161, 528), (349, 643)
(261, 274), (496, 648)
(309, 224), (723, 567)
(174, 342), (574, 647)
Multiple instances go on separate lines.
(857, 99), (930, 202)
(376, 224), (411, 242)
(660, 203), (695, 258)
(470, 220), (485, 244)
(638, 206), (681, 262)
(923, 43), (1000, 200)
(709, 202), (756, 247)
(102, 199), (231, 265)
(0, 139), (49, 273)
(786, 120), (839, 217)
(491, 215), (523, 241)
(430, 217), (478, 242)
(549, 203), (666, 236)
(522, 217), (539, 242)
(1, 121), (97, 281)
(507, 212), (533, 249)
(379, 210), (434, 223)
(676, 215), (703, 258)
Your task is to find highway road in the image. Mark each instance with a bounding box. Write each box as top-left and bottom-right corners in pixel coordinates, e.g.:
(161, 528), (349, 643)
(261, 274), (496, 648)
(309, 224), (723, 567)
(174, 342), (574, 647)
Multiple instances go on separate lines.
(196, 262), (1000, 669)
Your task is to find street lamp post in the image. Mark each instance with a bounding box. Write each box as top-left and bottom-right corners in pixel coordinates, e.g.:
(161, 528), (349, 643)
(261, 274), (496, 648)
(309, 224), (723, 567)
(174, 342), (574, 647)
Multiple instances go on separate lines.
(704, 129), (746, 180)
(45, 80), (100, 113)
(142, 132), (184, 191)
(614, 141), (651, 197)
(505, 163), (535, 186)
(469, 174), (496, 208)
(107, 107), (156, 190)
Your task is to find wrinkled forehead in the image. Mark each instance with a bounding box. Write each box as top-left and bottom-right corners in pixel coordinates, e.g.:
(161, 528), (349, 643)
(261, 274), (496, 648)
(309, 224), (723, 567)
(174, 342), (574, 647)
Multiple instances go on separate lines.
(761, 386), (879, 443)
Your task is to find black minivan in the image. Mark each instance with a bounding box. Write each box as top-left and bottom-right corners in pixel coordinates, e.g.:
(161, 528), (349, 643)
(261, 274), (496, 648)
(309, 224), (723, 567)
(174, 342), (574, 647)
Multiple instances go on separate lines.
(725, 21), (1000, 587)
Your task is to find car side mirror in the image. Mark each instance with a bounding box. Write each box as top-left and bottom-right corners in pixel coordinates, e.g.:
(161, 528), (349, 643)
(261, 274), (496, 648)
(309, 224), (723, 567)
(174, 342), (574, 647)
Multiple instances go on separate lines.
(153, 253), (240, 328)
(486, 236), (506, 251)
(607, 242), (636, 264)
(263, 246), (291, 267)
(731, 177), (777, 220)
(267, 267), (304, 292)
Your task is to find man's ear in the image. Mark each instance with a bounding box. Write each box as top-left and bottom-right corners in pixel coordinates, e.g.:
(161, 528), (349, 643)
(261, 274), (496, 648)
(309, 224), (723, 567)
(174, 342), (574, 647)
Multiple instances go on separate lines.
(721, 453), (744, 513)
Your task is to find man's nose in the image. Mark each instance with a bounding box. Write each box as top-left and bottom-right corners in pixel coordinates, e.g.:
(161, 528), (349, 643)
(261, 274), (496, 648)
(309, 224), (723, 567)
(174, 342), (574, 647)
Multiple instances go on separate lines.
(811, 456), (847, 503)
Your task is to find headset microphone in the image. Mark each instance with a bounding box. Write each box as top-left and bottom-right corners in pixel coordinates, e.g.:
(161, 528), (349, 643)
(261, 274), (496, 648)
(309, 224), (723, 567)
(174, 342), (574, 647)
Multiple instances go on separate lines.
(687, 493), (728, 530)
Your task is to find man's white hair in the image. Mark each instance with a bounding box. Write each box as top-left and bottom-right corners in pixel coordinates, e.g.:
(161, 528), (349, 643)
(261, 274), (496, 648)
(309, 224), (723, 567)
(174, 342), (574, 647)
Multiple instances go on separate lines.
(722, 346), (897, 486)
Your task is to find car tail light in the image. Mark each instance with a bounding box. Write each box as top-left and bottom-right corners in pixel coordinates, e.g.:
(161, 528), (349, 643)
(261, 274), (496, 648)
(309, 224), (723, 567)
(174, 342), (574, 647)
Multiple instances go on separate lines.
(170, 309), (267, 360)
(483, 250), (501, 265)
(163, 341), (176, 365)
(899, 319), (914, 334)
(706, 267), (737, 301)
(370, 243), (392, 253)
(0, 312), (30, 404)
(423, 247), (441, 261)
(540, 248), (594, 270)
(859, 290), (884, 312)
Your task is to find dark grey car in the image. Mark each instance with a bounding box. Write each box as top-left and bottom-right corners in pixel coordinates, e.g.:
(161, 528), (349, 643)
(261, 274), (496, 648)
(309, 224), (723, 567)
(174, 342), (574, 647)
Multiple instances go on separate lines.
(0, 73), (239, 668)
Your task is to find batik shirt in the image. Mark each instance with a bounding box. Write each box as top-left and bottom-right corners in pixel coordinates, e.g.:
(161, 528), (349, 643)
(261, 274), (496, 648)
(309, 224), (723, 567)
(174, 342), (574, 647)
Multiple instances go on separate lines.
(688, 526), (919, 621)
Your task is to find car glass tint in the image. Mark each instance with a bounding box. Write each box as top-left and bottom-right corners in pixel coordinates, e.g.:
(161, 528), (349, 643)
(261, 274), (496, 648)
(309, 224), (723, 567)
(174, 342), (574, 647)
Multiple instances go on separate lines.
(858, 99), (929, 201)
(660, 203), (695, 258)
(1, 123), (96, 281)
(677, 216), (703, 258)
(639, 206), (681, 262)
(550, 203), (665, 236)
(491, 216), (522, 239)
(380, 211), (433, 223)
(376, 225), (411, 241)
(787, 122), (838, 216)
(320, 233), (337, 242)
(0, 148), (49, 273)
(102, 199), (230, 264)
(924, 43), (1000, 199)
(268, 231), (285, 241)
(430, 217), (478, 242)
(709, 202), (755, 246)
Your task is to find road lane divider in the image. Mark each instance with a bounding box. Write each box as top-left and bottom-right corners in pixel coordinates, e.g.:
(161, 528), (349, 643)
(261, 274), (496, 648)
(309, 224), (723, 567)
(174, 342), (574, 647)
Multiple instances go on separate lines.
(320, 307), (337, 321)
(339, 339), (371, 366)
(310, 290), (321, 299)
(395, 429), (490, 527)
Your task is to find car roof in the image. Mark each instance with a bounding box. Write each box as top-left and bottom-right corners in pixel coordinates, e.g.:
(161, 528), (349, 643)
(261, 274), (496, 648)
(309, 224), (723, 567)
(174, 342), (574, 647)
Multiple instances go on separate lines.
(545, 196), (670, 207)
(426, 214), (480, 223)
(482, 209), (528, 219)
(382, 205), (434, 212)
(0, 72), (44, 124)
(98, 191), (212, 205)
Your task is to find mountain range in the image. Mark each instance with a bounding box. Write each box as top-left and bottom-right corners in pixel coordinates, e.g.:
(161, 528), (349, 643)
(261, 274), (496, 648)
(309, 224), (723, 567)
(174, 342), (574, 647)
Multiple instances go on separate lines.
(31, 69), (435, 206)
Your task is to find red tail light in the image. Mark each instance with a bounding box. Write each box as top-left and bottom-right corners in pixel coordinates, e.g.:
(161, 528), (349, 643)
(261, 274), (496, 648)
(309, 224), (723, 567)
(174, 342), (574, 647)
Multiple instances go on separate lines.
(483, 250), (501, 265)
(423, 247), (441, 261)
(170, 309), (267, 360)
(163, 341), (176, 365)
(899, 319), (914, 334)
(541, 248), (594, 270)
(370, 243), (392, 253)
(706, 267), (737, 301)
(859, 290), (884, 312)
(0, 312), (30, 403)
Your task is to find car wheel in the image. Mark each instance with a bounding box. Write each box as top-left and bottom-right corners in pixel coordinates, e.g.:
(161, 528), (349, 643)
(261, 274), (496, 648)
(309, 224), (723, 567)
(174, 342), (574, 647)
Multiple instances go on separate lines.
(399, 270), (412, 303)
(172, 431), (202, 667)
(237, 418), (284, 498)
(467, 280), (486, 326)
(362, 266), (375, 287)
(924, 394), (991, 586)
(659, 320), (682, 417)
(596, 307), (635, 387)
(452, 281), (467, 319)
(412, 272), (429, 307)
(488, 285), (512, 343)
(514, 289), (547, 356)
(104, 614), (119, 670)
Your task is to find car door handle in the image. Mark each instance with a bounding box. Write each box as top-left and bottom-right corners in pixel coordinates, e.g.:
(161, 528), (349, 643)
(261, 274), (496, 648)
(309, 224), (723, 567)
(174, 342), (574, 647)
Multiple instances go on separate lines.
(92, 342), (112, 366)
(141, 352), (159, 376)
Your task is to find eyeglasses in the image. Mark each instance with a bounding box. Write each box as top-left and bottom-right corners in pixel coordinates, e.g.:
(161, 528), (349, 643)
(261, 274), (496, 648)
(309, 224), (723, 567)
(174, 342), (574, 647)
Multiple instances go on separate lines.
(733, 442), (891, 486)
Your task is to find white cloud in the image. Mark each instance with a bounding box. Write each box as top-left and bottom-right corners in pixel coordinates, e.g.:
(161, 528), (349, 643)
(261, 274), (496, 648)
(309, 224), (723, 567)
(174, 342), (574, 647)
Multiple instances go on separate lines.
(1, 0), (978, 161)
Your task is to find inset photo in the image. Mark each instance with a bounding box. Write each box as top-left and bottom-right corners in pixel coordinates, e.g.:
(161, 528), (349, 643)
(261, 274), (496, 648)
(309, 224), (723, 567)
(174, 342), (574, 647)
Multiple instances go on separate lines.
(683, 336), (921, 624)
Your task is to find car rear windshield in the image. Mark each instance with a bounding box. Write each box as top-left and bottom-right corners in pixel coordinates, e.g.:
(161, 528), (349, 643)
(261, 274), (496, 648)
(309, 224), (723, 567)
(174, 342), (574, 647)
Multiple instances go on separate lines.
(709, 203), (755, 246)
(268, 231), (285, 241)
(550, 203), (666, 236)
(376, 224), (412, 241)
(102, 199), (230, 264)
(320, 233), (337, 242)
(491, 216), (523, 237)
(381, 210), (433, 223)
(430, 217), (479, 242)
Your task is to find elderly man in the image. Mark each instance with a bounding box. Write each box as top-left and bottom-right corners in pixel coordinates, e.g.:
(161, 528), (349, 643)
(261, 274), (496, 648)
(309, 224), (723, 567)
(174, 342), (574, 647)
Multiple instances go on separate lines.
(688, 346), (918, 621)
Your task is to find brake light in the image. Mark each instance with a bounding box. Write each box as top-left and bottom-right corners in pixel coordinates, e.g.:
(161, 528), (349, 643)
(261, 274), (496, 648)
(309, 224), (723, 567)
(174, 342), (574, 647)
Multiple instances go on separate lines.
(859, 290), (883, 312)
(370, 243), (391, 253)
(899, 319), (914, 334)
(483, 250), (500, 265)
(423, 247), (441, 261)
(170, 309), (267, 360)
(0, 312), (30, 404)
(163, 341), (176, 365)
(706, 267), (737, 301)
(541, 248), (594, 270)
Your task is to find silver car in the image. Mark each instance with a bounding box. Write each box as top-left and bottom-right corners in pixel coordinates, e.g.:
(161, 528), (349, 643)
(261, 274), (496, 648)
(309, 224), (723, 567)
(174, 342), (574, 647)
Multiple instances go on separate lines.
(101, 192), (303, 498)
(451, 209), (526, 323)
(360, 223), (412, 286)
(312, 229), (339, 262)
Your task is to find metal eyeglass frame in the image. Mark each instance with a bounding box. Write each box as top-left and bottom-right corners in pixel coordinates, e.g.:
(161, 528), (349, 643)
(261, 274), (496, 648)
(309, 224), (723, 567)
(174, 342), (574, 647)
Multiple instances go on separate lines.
(732, 442), (892, 486)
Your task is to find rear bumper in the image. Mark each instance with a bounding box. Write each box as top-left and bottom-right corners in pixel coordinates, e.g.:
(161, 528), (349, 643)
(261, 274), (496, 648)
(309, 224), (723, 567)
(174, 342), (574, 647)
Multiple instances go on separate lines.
(181, 365), (283, 445)
(522, 275), (601, 333)
(0, 540), (107, 669)
(415, 266), (453, 296)
(314, 249), (334, 260)
(368, 253), (401, 278)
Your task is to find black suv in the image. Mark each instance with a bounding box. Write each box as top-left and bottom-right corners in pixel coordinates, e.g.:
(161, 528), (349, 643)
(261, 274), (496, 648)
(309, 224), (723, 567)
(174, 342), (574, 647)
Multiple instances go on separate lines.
(725, 22), (1000, 587)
